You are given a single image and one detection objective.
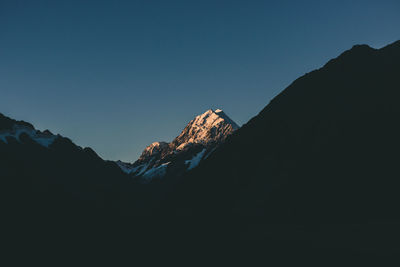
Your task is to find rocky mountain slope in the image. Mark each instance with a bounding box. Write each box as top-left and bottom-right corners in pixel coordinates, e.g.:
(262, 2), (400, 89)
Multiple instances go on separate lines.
(117, 109), (239, 181)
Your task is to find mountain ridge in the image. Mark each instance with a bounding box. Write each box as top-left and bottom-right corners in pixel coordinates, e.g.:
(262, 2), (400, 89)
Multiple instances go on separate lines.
(2, 40), (400, 252)
(117, 108), (239, 181)
(167, 39), (400, 223)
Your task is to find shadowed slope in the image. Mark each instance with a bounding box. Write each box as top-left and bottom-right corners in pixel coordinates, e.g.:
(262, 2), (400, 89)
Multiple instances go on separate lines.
(171, 40), (400, 223)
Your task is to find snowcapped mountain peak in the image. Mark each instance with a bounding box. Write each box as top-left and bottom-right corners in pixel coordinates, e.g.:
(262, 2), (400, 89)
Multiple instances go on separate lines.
(117, 108), (240, 181)
(190, 108), (238, 131)
(213, 109), (239, 130)
(147, 141), (168, 151)
(138, 141), (168, 161)
(175, 108), (239, 146)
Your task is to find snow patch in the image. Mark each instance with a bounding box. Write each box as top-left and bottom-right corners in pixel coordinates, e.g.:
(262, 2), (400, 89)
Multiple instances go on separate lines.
(185, 149), (206, 170)
(142, 162), (170, 179)
(116, 161), (144, 174)
(0, 125), (56, 148)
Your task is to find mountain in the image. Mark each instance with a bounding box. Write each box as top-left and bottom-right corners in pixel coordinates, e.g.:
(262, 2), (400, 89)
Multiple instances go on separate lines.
(4, 40), (400, 253)
(168, 41), (400, 228)
(0, 114), (57, 147)
(0, 109), (241, 253)
(0, 113), (158, 218)
(116, 109), (239, 182)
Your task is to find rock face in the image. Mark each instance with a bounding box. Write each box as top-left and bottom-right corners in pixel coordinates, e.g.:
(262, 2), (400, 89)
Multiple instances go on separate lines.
(117, 109), (239, 181)
(172, 109), (239, 149)
(137, 142), (169, 162)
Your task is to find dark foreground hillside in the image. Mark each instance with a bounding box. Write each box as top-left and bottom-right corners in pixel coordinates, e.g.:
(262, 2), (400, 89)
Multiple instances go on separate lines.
(165, 40), (400, 252)
(2, 40), (400, 257)
(0, 114), (171, 219)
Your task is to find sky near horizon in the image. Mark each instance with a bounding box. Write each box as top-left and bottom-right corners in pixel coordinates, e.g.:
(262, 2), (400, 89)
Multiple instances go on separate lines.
(1, 0), (399, 161)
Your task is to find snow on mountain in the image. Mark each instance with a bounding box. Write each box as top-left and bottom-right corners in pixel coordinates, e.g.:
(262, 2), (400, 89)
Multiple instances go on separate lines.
(171, 109), (239, 148)
(185, 149), (206, 170)
(0, 124), (57, 148)
(137, 142), (168, 162)
(117, 109), (239, 181)
(141, 162), (170, 181)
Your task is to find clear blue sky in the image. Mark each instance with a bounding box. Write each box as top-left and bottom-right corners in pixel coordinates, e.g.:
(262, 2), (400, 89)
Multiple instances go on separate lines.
(1, 0), (399, 161)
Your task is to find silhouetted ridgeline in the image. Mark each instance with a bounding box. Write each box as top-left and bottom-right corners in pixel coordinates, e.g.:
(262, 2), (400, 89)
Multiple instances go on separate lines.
(0, 113), (170, 219)
(170, 40), (400, 222)
(2, 40), (400, 254)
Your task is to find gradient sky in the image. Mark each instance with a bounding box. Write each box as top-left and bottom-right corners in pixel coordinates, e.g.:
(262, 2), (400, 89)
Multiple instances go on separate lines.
(1, 0), (399, 161)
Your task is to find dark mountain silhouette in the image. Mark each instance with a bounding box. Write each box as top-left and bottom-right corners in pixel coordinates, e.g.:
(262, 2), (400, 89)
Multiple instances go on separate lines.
(162, 40), (400, 249)
(2, 40), (400, 254)
(0, 113), (169, 219)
